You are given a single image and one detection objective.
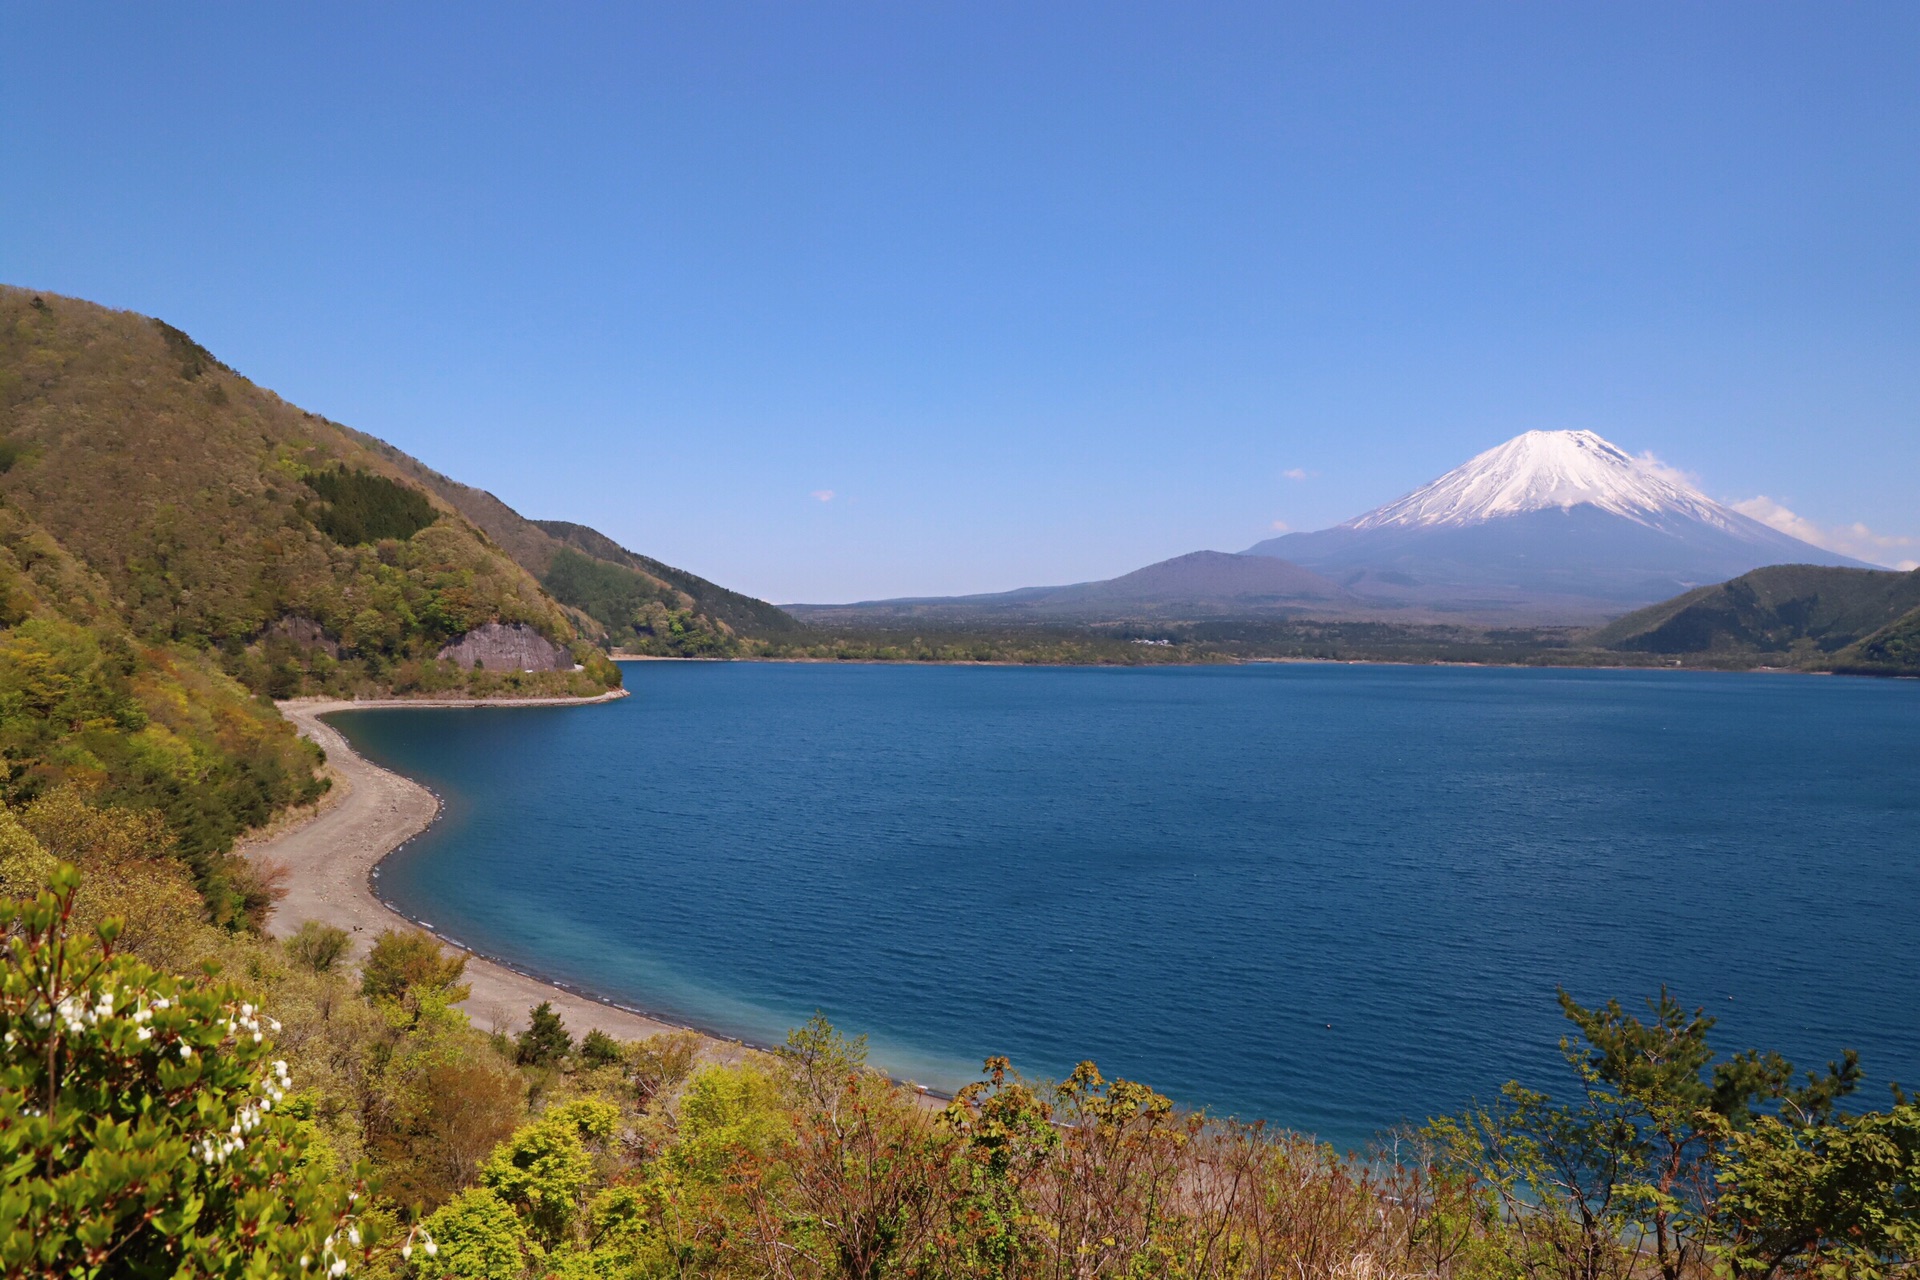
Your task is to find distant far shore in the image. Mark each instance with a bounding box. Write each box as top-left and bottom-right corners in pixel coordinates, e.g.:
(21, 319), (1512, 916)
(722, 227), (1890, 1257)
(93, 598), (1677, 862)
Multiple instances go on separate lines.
(612, 651), (1860, 677)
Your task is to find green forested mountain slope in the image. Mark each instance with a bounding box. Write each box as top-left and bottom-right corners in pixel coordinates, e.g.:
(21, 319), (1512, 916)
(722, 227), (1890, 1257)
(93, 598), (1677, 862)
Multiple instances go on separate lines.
(0, 284), (630, 909)
(0, 286), (616, 697)
(1839, 603), (1920, 673)
(327, 427), (798, 655)
(534, 519), (800, 640)
(1590, 563), (1920, 669)
(0, 470), (322, 921)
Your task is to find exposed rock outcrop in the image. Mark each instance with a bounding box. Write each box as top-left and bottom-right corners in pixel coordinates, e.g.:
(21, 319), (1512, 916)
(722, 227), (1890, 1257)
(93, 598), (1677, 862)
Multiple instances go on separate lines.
(438, 621), (572, 672)
(262, 614), (340, 658)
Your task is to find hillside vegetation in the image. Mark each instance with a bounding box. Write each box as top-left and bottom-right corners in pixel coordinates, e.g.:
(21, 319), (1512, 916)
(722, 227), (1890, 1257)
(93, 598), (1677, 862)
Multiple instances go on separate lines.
(337, 446), (800, 656)
(0, 286), (629, 911)
(0, 286), (622, 700)
(6, 852), (1917, 1277)
(1591, 564), (1920, 671)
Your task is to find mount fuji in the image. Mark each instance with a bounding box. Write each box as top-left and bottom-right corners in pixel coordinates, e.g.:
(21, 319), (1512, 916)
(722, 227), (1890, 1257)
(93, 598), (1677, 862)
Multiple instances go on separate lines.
(1245, 430), (1864, 617)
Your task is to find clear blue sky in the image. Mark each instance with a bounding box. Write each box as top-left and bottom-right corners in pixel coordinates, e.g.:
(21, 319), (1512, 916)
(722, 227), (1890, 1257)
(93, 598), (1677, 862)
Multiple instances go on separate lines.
(5, 4), (1916, 598)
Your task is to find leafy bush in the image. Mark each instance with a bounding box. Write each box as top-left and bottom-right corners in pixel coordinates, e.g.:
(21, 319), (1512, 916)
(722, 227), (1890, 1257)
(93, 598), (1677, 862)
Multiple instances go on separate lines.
(0, 865), (379, 1277)
(360, 930), (469, 1004)
(287, 921), (351, 973)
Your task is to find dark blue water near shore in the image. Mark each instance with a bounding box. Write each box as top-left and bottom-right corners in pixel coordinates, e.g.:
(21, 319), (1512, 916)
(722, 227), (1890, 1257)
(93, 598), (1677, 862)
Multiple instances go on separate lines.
(339, 663), (1920, 1151)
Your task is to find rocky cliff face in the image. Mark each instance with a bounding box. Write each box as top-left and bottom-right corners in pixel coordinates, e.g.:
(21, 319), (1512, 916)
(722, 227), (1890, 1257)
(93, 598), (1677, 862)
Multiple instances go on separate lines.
(438, 622), (572, 672)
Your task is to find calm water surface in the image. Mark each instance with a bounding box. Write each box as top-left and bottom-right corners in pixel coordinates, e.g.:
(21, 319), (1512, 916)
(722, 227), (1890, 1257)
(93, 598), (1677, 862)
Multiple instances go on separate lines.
(338, 663), (1920, 1150)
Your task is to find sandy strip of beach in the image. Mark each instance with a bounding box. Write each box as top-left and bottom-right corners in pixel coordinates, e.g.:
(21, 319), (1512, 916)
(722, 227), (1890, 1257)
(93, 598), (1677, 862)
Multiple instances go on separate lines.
(251, 692), (727, 1048)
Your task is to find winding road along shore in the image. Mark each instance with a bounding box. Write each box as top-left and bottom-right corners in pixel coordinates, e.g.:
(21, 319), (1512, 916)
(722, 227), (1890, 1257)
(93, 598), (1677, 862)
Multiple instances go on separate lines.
(253, 693), (725, 1047)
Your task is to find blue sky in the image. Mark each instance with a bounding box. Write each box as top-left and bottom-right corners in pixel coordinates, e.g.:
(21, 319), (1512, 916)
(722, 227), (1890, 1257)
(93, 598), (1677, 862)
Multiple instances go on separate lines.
(4, 4), (1916, 598)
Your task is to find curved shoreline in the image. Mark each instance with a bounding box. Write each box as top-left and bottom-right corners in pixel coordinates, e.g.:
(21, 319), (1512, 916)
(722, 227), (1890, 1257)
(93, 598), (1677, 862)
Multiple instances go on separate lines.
(254, 692), (733, 1048)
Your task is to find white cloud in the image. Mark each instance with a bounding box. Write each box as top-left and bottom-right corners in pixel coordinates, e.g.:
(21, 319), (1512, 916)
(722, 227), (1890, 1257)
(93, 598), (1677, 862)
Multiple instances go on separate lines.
(1282, 468), (1313, 482)
(1269, 520), (1291, 533)
(1733, 496), (1918, 571)
(809, 489), (836, 503)
(1634, 451), (1703, 490)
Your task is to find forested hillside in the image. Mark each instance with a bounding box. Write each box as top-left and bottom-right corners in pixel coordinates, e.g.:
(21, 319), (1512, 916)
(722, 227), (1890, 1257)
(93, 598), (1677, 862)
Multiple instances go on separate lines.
(313, 427), (797, 656)
(0, 286), (629, 917)
(0, 286), (623, 700)
(1591, 563), (1920, 671)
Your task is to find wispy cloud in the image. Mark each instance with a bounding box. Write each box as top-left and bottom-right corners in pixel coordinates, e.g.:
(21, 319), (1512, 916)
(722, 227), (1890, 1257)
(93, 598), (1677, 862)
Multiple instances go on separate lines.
(1634, 451), (1702, 490)
(1733, 496), (1918, 571)
(810, 489), (836, 503)
(1282, 468), (1314, 482)
(1269, 520), (1291, 533)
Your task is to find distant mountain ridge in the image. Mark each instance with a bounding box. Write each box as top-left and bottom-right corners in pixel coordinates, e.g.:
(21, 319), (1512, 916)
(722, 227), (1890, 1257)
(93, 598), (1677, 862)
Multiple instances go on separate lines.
(1247, 429), (1861, 617)
(787, 551), (1352, 624)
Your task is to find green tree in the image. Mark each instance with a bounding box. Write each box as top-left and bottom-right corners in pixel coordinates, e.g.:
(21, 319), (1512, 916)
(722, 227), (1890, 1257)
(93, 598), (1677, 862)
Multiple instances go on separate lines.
(1713, 1102), (1920, 1277)
(477, 1099), (619, 1248)
(939, 1056), (1060, 1279)
(1430, 988), (1864, 1280)
(577, 1027), (621, 1068)
(514, 1001), (572, 1067)
(415, 1185), (537, 1279)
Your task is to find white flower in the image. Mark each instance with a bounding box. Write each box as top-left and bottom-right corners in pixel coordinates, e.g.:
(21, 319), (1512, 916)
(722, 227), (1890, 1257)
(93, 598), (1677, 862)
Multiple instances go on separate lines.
(179, 1043), (193, 1059)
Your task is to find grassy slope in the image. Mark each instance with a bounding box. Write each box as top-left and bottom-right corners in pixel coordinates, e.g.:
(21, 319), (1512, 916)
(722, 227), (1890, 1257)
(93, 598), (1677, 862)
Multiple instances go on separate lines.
(1589, 564), (1920, 668)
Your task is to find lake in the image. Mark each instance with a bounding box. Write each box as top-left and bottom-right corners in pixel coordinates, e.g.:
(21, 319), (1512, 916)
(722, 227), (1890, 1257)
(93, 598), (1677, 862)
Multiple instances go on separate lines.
(336, 661), (1920, 1151)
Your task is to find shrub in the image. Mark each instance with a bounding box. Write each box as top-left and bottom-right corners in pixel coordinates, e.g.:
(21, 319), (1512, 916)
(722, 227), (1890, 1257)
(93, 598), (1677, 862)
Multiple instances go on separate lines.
(0, 865), (379, 1277)
(287, 921), (352, 973)
(360, 929), (469, 1004)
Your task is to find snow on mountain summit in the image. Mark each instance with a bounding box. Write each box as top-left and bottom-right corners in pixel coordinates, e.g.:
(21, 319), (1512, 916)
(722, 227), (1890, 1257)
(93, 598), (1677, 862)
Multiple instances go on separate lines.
(1347, 430), (1740, 533)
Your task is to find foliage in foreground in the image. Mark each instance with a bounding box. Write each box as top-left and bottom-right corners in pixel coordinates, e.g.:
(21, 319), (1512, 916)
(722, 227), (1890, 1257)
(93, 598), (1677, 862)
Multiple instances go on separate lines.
(2, 844), (1918, 1278)
(0, 866), (387, 1277)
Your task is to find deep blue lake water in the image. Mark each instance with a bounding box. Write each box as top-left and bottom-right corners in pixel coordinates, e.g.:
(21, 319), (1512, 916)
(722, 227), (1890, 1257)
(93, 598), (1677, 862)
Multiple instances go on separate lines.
(337, 662), (1920, 1151)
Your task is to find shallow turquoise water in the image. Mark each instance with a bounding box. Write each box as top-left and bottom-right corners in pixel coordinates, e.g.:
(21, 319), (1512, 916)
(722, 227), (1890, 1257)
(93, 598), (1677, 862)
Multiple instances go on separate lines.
(337, 662), (1920, 1150)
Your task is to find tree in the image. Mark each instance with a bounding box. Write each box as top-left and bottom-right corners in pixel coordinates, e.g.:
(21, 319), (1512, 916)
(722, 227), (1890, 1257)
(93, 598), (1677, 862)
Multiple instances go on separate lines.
(578, 1026), (622, 1068)
(734, 1015), (947, 1280)
(1713, 1102), (1920, 1276)
(0, 864), (380, 1277)
(1430, 988), (1864, 1280)
(478, 1099), (619, 1248)
(514, 1001), (572, 1067)
(287, 920), (351, 973)
(359, 929), (468, 1004)
(938, 1056), (1060, 1279)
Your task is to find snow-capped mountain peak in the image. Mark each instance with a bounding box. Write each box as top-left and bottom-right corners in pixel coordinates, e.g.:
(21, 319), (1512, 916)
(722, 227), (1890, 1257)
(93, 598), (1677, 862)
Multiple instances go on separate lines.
(1346, 429), (1739, 532)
